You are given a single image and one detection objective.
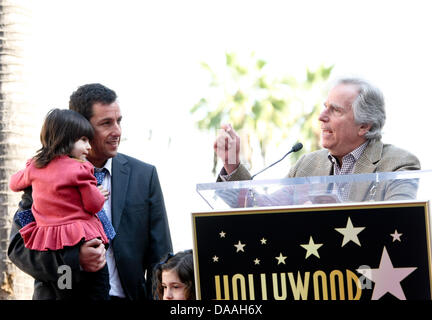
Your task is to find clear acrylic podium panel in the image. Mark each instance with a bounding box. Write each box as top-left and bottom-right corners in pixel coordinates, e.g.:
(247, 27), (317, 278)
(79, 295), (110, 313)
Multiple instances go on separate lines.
(196, 170), (432, 210)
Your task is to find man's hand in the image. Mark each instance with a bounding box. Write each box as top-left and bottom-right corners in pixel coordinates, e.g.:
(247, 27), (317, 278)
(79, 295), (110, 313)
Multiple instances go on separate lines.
(98, 185), (110, 200)
(79, 238), (106, 272)
(213, 124), (241, 174)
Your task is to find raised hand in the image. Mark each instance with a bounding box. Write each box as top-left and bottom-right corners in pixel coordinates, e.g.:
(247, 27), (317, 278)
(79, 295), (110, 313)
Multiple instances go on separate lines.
(213, 124), (241, 174)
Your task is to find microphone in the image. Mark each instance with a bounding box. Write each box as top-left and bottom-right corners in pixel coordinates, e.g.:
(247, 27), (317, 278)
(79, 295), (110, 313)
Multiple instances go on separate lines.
(251, 142), (303, 180)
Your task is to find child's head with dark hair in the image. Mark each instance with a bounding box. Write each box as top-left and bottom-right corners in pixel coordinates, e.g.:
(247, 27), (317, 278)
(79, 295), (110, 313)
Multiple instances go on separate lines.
(34, 108), (94, 168)
(153, 249), (195, 300)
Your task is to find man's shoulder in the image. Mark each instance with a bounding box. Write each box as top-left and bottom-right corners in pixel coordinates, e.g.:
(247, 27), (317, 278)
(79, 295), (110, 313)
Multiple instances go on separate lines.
(375, 142), (420, 170)
(113, 153), (156, 171)
(382, 143), (420, 161)
(381, 143), (416, 157)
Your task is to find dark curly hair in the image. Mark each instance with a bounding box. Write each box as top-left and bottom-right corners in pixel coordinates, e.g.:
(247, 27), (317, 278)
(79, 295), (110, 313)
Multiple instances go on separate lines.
(69, 83), (117, 121)
(153, 249), (195, 300)
(34, 108), (94, 168)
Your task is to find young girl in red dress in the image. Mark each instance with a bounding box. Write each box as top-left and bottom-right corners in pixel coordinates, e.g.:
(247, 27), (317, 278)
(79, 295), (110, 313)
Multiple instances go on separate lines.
(10, 108), (110, 300)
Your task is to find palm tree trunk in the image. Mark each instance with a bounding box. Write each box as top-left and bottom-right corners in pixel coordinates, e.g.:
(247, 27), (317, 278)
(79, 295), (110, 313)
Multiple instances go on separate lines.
(0, 0), (35, 300)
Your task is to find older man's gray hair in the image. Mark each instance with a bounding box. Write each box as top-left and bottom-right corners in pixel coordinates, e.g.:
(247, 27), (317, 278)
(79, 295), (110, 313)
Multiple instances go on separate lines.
(335, 77), (386, 141)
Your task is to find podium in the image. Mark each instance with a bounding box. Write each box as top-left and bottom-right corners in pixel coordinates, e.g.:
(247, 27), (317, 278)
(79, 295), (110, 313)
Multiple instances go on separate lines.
(192, 170), (432, 300)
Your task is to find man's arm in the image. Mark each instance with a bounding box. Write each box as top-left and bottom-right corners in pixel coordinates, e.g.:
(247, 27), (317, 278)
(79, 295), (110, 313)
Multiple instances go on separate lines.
(380, 149), (421, 201)
(216, 164), (252, 182)
(145, 167), (173, 298)
(7, 188), (102, 283)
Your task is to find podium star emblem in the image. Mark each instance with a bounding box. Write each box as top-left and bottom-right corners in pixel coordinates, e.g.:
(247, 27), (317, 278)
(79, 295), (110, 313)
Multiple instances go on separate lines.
(335, 217), (365, 247)
(300, 236), (323, 259)
(390, 230), (403, 242)
(275, 253), (287, 265)
(234, 240), (246, 252)
(357, 246), (417, 300)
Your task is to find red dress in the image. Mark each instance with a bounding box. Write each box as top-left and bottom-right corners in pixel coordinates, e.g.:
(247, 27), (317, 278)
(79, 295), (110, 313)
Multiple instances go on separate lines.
(9, 155), (108, 251)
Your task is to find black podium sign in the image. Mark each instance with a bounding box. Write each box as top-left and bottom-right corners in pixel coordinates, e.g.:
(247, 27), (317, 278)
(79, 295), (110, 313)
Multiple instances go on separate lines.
(192, 201), (431, 300)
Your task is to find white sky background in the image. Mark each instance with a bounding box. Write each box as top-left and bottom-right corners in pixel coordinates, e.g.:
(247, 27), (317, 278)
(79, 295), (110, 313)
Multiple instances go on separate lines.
(20, 0), (432, 251)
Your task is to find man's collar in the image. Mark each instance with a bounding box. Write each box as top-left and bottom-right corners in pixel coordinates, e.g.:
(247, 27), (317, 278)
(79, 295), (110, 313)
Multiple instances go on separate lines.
(327, 140), (369, 163)
(94, 158), (112, 175)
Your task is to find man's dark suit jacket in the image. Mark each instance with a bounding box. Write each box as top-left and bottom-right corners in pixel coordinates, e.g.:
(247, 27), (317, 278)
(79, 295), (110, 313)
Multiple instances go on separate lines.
(8, 153), (173, 300)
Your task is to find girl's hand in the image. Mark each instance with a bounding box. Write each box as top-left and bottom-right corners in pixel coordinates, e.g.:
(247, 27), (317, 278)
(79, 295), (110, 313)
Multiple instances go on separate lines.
(98, 185), (110, 200)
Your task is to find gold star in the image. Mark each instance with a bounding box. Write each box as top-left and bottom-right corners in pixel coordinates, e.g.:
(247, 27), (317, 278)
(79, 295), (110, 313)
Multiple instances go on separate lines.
(212, 255), (219, 262)
(253, 258), (260, 265)
(219, 231), (226, 238)
(300, 236), (323, 259)
(275, 253), (287, 265)
(335, 217), (365, 247)
(390, 230), (403, 242)
(260, 238), (267, 245)
(234, 240), (246, 252)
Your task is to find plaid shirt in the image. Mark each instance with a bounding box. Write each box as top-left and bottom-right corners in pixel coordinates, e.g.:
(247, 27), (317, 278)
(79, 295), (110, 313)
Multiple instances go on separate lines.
(327, 141), (369, 200)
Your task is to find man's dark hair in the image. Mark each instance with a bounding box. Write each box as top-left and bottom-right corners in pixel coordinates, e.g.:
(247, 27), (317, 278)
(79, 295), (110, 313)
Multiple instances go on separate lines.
(69, 83), (117, 121)
(34, 108), (94, 168)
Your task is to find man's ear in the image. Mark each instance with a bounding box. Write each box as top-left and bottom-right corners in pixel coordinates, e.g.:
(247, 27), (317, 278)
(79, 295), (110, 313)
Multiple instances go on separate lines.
(358, 123), (372, 137)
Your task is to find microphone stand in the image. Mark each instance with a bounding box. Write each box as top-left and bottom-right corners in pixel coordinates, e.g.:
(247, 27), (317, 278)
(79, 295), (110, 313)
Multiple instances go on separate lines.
(251, 142), (303, 180)
(245, 142), (303, 207)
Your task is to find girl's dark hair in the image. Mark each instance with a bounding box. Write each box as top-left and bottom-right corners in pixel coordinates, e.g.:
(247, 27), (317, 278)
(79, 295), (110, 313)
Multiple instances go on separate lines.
(34, 108), (94, 168)
(153, 249), (195, 300)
